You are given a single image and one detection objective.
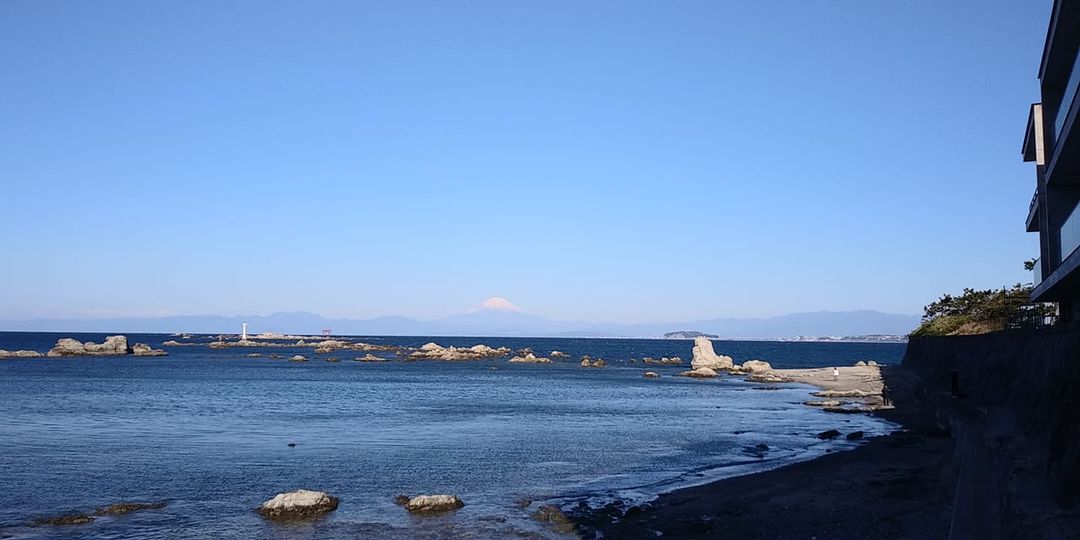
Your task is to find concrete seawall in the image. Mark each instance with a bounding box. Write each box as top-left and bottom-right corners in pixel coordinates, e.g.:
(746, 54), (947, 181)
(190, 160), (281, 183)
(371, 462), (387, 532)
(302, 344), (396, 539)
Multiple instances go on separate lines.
(903, 329), (1080, 537)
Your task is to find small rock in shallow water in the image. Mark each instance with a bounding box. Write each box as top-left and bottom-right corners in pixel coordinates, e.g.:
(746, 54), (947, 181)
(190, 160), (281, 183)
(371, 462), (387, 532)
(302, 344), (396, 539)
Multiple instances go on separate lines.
(404, 494), (464, 513)
(287, 443), (296, 448)
(95, 501), (167, 515)
(846, 431), (865, 441)
(531, 505), (575, 534)
(817, 429), (841, 440)
(393, 494), (410, 506)
(678, 367), (718, 378)
(34, 513), (94, 525)
(258, 489), (339, 520)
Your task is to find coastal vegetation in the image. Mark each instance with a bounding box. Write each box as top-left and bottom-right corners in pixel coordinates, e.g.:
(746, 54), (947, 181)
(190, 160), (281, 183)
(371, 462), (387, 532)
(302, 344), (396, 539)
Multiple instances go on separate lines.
(910, 284), (1055, 336)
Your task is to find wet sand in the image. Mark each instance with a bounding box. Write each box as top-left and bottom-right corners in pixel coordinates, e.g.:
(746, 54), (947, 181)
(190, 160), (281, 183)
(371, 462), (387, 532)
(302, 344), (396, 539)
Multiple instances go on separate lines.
(570, 366), (956, 539)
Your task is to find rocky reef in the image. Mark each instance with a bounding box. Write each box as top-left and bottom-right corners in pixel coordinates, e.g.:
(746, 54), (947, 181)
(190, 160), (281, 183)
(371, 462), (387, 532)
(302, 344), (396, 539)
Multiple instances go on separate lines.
(409, 342), (511, 361)
(508, 353), (552, 363)
(44, 336), (166, 357)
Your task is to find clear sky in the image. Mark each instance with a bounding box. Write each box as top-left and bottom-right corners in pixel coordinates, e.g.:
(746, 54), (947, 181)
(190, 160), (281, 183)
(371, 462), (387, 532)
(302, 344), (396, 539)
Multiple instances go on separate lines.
(0, 1), (1053, 323)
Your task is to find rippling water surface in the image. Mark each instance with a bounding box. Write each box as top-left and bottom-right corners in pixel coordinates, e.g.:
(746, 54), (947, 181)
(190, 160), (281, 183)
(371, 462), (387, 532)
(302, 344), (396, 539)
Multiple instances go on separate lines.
(0, 333), (904, 539)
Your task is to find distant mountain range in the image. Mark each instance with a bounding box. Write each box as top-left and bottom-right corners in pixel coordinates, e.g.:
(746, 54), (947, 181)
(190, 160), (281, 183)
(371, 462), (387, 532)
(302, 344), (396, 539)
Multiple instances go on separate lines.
(0, 306), (920, 339)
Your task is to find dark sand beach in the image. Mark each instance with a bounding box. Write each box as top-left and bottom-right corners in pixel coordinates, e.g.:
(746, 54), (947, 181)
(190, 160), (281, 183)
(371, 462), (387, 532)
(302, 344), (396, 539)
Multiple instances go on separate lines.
(571, 366), (957, 539)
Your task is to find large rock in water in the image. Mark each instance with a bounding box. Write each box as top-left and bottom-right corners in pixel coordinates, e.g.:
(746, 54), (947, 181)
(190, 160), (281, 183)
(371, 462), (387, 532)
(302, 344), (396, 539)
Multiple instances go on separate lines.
(47, 336), (129, 357)
(258, 489), (339, 520)
(691, 336), (733, 370)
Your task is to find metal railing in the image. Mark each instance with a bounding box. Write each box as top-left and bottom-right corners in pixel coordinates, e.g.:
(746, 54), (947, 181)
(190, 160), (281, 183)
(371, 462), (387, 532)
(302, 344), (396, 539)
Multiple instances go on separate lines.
(1005, 301), (1058, 330)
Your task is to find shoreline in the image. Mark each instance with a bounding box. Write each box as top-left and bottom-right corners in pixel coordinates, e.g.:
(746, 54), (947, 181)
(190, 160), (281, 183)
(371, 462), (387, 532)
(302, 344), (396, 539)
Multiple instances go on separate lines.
(569, 365), (955, 539)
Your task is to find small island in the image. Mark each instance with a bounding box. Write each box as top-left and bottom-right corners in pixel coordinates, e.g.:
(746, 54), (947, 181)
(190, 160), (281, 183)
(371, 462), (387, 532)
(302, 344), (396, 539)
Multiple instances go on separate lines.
(662, 331), (719, 339)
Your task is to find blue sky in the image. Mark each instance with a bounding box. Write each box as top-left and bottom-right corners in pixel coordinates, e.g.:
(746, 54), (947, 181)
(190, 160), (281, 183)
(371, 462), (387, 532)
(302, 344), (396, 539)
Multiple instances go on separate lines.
(0, 1), (1052, 323)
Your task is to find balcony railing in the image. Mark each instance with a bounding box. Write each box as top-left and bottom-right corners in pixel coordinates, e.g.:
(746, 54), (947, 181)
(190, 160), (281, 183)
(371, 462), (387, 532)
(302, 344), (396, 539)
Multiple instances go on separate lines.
(1033, 257), (1043, 286)
(1030, 190), (1039, 215)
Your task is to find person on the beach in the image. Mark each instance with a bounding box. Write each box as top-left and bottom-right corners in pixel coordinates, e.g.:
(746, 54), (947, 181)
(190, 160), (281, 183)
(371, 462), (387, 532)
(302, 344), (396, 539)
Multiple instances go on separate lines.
(832, 367), (839, 381)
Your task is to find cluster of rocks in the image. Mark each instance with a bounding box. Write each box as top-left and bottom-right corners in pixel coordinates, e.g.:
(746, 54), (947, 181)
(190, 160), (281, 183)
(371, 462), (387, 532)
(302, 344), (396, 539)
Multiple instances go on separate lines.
(354, 342), (401, 352)
(816, 429), (865, 441)
(643, 356), (683, 365)
(678, 337), (775, 379)
(508, 353), (552, 364)
(252, 489), (464, 523)
(409, 343), (512, 361)
(41, 336), (167, 358)
(580, 356), (606, 368)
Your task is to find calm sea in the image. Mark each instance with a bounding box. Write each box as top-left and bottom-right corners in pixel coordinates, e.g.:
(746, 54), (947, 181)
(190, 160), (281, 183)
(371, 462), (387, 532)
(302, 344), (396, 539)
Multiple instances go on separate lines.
(0, 332), (905, 539)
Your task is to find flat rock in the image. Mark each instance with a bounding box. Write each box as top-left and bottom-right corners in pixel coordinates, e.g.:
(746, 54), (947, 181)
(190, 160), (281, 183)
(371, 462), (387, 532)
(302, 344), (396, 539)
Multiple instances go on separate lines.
(0, 349), (44, 358)
(679, 367), (718, 378)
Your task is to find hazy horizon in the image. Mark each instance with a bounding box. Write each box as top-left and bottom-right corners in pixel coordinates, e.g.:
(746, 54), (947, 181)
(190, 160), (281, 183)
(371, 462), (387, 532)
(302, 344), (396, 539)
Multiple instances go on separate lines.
(0, 297), (921, 338)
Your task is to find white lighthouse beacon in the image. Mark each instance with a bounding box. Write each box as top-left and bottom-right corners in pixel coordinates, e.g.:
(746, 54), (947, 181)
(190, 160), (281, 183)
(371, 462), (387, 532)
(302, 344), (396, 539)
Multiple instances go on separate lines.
(241, 322), (248, 341)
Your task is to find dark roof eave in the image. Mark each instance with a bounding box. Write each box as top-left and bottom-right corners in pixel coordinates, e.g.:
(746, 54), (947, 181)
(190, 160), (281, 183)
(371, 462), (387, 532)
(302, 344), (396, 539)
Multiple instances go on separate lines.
(1039, 0), (1065, 81)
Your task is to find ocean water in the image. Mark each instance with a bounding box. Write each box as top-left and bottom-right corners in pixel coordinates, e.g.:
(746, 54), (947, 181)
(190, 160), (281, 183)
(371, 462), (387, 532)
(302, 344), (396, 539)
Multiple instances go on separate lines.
(0, 333), (904, 539)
